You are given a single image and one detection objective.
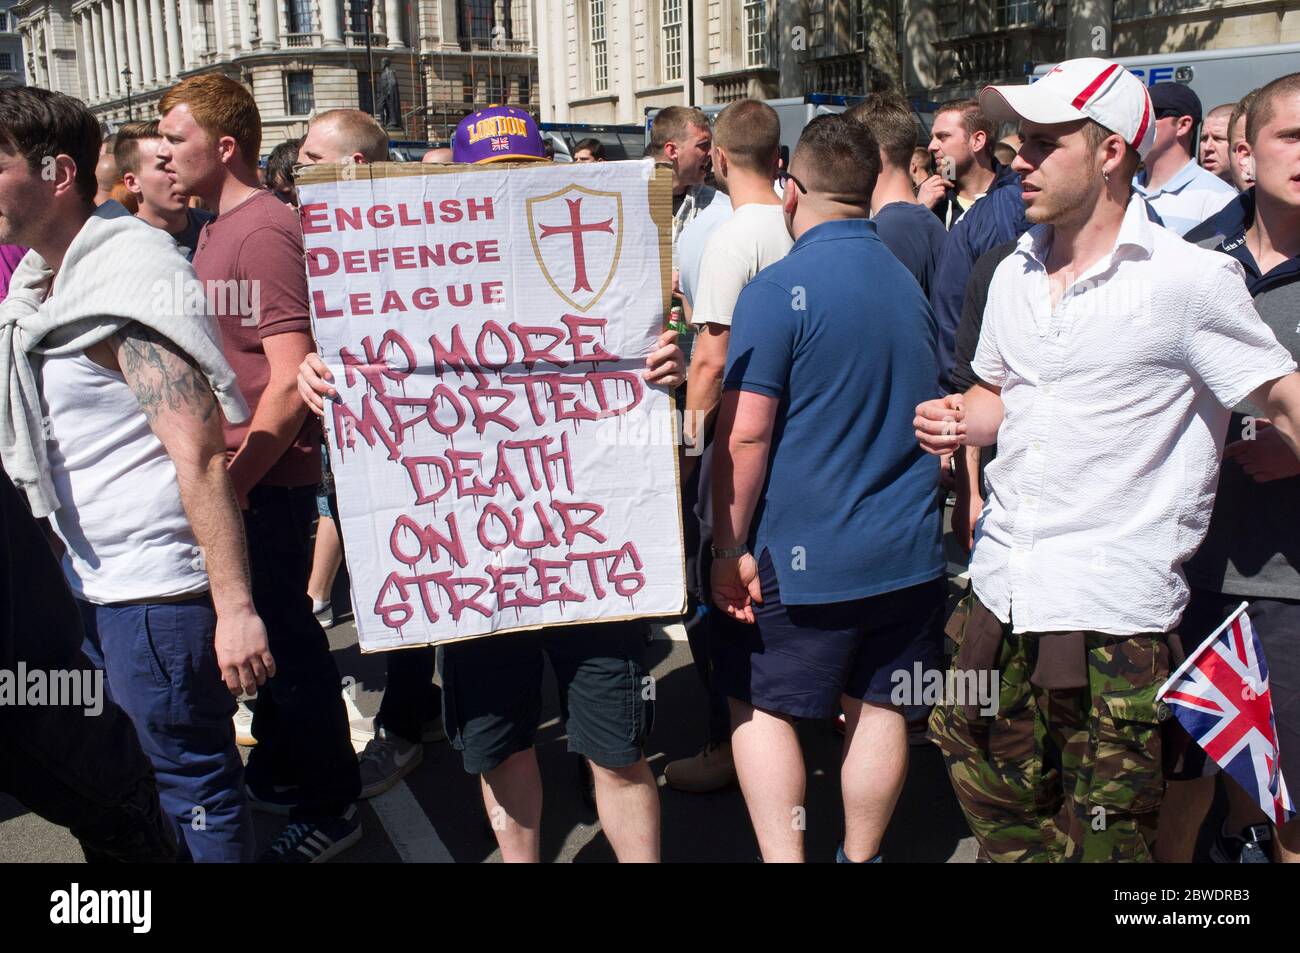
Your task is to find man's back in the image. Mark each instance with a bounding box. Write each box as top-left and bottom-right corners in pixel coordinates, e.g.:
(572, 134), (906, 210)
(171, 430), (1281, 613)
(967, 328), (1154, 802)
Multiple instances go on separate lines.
(691, 203), (792, 328)
(724, 218), (942, 604)
(873, 201), (949, 296)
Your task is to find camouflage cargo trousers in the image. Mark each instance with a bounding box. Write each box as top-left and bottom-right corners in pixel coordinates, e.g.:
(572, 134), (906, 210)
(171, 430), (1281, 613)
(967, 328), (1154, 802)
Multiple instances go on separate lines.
(930, 595), (1170, 862)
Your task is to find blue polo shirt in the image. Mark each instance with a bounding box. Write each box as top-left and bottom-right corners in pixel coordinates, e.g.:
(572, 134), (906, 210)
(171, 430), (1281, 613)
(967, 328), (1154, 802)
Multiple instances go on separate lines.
(722, 218), (944, 605)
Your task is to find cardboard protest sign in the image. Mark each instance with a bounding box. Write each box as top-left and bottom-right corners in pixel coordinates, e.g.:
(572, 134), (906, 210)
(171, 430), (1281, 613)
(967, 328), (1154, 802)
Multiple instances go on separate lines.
(296, 160), (685, 652)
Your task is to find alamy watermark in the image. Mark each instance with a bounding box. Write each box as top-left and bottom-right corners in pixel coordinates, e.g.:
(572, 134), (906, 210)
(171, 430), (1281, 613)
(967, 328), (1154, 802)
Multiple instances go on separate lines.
(0, 664), (103, 716)
(890, 662), (998, 717)
(150, 275), (262, 327)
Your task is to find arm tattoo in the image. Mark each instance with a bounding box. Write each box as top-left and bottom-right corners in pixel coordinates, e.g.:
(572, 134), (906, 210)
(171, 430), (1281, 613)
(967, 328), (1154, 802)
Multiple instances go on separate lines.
(115, 324), (218, 424)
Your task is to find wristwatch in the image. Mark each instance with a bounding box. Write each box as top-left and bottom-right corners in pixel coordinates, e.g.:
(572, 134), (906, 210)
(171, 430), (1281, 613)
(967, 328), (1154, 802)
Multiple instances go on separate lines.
(711, 544), (748, 559)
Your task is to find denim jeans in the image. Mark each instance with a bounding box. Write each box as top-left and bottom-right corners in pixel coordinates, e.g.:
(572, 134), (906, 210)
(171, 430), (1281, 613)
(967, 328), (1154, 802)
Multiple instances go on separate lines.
(80, 596), (254, 862)
(242, 484), (360, 817)
(0, 469), (175, 862)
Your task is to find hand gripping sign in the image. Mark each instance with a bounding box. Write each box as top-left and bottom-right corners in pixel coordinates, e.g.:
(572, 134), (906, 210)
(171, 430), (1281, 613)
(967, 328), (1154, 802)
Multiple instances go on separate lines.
(296, 159), (685, 651)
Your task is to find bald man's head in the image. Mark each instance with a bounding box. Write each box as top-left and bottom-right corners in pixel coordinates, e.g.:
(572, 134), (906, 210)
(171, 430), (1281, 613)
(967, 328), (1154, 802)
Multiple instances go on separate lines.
(299, 108), (389, 166)
(94, 152), (121, 203)
(422, 147), (454, 164)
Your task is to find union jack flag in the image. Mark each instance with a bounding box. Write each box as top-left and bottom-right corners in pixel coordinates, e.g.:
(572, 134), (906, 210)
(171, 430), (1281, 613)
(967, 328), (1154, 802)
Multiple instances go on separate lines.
(1159, 604), (1295, 824)
(490, 136), (511, 152)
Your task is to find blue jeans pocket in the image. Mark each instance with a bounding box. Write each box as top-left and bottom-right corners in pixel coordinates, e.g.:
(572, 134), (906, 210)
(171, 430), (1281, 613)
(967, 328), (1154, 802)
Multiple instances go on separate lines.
(140, 605), (175, 693)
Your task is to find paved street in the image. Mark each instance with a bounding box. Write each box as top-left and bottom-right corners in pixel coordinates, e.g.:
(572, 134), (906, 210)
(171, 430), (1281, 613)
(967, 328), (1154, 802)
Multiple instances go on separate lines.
(0, 617), (978, 863)
(1, 523), (980, 864)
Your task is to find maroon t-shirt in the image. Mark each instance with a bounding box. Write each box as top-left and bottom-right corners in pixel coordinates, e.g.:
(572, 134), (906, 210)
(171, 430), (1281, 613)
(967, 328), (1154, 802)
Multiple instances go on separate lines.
(192, 189), (321, 488)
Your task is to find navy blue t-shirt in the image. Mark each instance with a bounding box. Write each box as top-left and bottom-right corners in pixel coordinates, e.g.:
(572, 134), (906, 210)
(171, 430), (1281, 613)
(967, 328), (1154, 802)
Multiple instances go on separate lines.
(871, 200), (949, 296)
(722, 218), (944, 604)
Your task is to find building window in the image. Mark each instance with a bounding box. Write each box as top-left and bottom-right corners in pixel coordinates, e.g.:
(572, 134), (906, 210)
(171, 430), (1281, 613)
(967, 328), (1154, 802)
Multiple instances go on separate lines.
(460, 0), (494, 40)
(518, 72), (531, 106)
(661, 0), (682, 83)
(288, 0), (313, 33)
(487, 73), (506, 103)
(359, 70), (374, 112)
(590, 0), (607, 92)
(0, 52), (10, 72)
(287, 72), (315, 115)
(994, 0), (1035, 28)
(744, 0), (768, 68)
(348, 0), (370, 34)
(462, 74), (474, 104)
(851, 0), (868, 51)
(197, 0), (217, 52)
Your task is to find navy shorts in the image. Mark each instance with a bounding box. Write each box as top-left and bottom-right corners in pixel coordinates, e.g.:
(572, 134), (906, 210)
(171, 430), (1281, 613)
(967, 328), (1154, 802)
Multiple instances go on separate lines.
(1164, 587), (1300, 797)
(438, 619), (653, 775)
(713, 550), (945, 720)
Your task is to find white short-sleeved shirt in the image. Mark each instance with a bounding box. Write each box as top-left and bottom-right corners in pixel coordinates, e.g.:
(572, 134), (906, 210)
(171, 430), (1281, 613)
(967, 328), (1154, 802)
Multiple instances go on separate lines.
(690, 203), (793, 327)
(1132, 158), (1237, 236)
(970, 195), (1297, 636)
(677, 191), (733, 307)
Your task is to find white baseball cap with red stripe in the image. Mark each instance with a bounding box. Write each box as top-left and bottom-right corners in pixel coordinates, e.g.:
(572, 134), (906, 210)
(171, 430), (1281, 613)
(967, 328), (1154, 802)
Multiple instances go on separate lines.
(979, 58), (1156, 160)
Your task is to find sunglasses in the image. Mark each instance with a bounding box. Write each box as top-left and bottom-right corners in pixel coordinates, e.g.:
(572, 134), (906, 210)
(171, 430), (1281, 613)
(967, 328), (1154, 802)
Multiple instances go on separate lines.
(777, 168), (807, 194)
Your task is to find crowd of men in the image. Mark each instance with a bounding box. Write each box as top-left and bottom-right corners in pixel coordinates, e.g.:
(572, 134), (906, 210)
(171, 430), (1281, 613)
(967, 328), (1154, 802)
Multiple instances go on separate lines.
(0, 53), (1297, 864)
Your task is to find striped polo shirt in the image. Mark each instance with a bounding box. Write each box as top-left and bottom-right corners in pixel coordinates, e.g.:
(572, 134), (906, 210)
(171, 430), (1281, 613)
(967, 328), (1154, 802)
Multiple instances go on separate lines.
(1133, 157), (1237, 237)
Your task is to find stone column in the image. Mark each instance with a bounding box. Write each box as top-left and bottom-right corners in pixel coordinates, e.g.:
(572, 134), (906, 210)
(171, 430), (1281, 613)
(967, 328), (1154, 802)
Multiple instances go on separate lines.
(106, 0), (125, 96)
(1066, 0), (1112, 58)
(237, 0), (255, 50)
(136, 0), (156, 86)
(258, 0), (279, 48)
(122, 0), (143, 80)
(213, 0), (230, 54)
(149, 0), (168, 79)
(320, 0), (343, 47)
(175, 0), (194, 68)
(76, 13), (95, 100)
(384, 0), (402, 48)
(90, 5), (109, 99)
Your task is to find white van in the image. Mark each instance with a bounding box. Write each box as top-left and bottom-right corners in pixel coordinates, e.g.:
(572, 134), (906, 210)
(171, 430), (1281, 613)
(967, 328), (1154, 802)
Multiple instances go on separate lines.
(1031, 42), (1300, 108)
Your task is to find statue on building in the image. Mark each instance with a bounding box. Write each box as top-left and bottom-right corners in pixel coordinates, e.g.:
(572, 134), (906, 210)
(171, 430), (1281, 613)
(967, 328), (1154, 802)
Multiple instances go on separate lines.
(378, 58), (402, 130)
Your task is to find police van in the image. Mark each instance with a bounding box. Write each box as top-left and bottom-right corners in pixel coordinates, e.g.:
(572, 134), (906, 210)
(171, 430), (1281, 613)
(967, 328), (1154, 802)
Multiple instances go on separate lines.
(1031, 42), (1300, 108)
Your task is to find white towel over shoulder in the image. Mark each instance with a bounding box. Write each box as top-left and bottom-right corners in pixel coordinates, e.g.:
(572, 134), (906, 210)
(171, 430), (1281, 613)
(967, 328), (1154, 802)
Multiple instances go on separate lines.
(0, 201), (248, 517)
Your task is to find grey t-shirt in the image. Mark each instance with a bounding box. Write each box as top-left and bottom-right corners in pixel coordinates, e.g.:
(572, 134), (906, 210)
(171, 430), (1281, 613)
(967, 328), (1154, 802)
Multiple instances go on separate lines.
(1184, 208), (1300, 598)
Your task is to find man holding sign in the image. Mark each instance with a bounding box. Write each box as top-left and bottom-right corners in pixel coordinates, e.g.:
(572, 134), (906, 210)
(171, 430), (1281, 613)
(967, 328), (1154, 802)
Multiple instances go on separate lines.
(298, 106), (687, 862)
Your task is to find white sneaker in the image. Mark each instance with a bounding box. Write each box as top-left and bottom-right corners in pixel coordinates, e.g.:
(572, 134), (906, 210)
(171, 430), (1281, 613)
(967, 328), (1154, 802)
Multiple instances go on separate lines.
(312, 599), (334, 629)
(233, 700), (257, 747)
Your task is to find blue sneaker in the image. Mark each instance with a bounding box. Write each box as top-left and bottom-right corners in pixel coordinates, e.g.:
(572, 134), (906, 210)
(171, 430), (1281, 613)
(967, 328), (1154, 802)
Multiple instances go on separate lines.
(260, 806), (361, 864)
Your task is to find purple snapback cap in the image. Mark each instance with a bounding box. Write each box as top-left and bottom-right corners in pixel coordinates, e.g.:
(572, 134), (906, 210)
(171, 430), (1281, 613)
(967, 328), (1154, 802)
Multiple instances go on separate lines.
(453, 105), (548, 164)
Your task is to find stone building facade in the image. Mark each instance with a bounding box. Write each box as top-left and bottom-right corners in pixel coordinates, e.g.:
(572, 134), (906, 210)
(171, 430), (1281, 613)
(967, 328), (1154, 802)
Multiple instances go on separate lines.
(14, 0), (539, 153)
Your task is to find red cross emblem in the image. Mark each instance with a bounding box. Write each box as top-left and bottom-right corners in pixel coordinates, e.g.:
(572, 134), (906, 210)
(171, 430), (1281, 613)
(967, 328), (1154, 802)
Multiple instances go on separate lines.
(526, 184), (624, 312)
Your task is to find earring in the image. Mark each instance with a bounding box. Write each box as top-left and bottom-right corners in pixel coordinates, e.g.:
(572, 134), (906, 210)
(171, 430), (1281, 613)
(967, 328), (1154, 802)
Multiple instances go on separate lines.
(1103, 170), (1111, 184)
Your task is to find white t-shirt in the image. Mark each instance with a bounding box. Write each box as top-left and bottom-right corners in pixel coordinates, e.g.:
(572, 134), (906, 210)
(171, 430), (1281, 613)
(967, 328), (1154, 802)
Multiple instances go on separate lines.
(970, 194), (1296, 636)
(677, 192), (733, 307)
(41, 350), (208, 603)
(690, 203), (793, 327)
